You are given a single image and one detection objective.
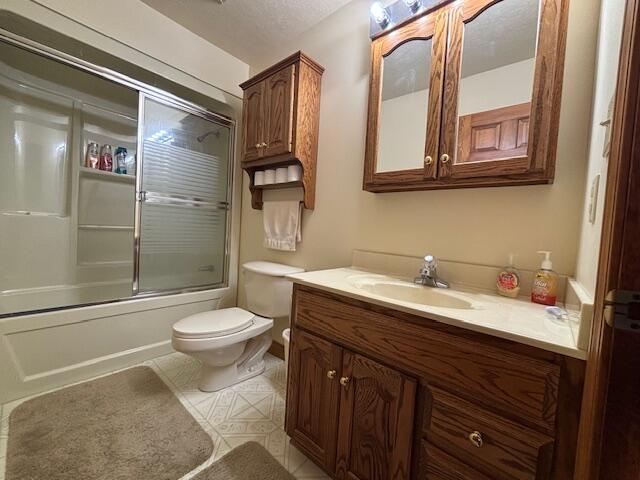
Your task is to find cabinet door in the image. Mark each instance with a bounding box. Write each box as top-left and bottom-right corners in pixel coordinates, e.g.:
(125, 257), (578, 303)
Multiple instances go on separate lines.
(264, 64), (295, 157)
(439, 0), (543, 179)
(241, 80), (265, 161)
(363, 9), (447, 188)
(335, 352), (416, 480)
(285, 329), (342, 473)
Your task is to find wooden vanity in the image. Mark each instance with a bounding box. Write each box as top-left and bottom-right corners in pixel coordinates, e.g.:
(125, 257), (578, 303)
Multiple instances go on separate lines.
(285, 285), (585, 480)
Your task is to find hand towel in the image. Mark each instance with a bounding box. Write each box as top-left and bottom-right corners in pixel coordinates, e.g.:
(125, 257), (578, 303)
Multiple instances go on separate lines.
(263, 201), (302, 251)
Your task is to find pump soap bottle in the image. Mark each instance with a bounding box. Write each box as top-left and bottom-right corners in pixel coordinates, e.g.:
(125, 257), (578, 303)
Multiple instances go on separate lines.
(531, 251), (558, 306)
(497, 254), (521, 298)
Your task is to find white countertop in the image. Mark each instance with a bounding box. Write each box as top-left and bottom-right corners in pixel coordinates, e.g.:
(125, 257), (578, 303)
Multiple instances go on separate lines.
(287, 267), (586, 360)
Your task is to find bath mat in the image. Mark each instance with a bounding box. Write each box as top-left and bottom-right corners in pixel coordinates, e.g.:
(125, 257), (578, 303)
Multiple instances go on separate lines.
(6, 366), (213, 480)
(193, 441), (295, 480)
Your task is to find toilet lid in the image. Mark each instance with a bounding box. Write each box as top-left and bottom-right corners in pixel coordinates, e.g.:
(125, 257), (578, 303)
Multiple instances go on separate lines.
(172, 308), (255, 339)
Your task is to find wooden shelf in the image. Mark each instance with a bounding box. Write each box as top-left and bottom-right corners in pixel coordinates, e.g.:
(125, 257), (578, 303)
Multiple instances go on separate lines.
(255, 181), (303, 190)
(80, 166), (135, 183)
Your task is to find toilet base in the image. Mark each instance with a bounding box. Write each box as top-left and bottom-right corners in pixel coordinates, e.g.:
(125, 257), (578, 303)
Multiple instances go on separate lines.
(197, 331), (272, 392)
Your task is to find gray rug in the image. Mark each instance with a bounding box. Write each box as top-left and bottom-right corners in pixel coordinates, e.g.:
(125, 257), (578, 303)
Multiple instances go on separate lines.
(193, 441), (295, 480)
(6, 366), (213, 480)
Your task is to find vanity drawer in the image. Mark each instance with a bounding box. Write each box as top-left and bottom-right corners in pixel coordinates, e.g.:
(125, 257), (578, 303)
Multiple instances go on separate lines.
(293, 288), (560, 431)
(419, 441), (492, 480)
(424, 387), (554, 480)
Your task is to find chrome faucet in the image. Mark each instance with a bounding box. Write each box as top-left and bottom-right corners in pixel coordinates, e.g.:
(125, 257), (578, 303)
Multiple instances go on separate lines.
(414, 255), (449, 289)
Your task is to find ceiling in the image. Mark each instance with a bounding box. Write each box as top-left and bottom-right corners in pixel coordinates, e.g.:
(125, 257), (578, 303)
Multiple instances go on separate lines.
(140, 0), (353, 66)
(382, 0), (539, 100)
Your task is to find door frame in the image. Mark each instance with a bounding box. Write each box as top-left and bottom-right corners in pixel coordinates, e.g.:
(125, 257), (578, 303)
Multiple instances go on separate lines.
(574, 0), (640, 477)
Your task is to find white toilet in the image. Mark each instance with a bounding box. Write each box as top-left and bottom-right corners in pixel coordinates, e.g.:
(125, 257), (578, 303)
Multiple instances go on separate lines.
(171, 261), (304, 392)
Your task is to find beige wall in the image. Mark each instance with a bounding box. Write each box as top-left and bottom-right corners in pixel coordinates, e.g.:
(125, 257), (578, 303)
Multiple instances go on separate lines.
(239, 0), (601, 341)
(0, 0), (249, 402)
(3, 0), (249, 97)
(575, 0), (627, 297)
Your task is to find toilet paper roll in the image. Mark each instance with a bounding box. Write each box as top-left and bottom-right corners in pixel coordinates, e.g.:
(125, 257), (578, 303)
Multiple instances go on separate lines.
(287, 164), (302, 182)
(254, 170), (264, 186)
(276, 167), (288, 183)
(264, 169), (276, 184)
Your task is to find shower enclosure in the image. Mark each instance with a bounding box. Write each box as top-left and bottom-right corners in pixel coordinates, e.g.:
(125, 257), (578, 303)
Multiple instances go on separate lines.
(0, 32), (234, 317)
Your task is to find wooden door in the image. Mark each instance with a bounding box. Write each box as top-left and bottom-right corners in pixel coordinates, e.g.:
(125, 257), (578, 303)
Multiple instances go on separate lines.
(574, 0), (640, 477)
(457, 103), (531, 164)
(241, 80), (265, 162)
(285, 329), (342, 473)
(335, 351), (416, 480)
(264, 64), (295, 157)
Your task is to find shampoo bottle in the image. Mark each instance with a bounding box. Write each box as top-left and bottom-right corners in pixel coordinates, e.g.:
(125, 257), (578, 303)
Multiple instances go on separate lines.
(497, 254), (521, 298)
(531, 251), (558, 306)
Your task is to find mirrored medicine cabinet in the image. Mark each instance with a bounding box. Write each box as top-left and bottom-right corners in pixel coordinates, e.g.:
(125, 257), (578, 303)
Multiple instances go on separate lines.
(363, 0), (568, 192)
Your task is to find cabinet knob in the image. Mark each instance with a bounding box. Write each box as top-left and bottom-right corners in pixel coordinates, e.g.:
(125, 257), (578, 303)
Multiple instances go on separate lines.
(327, 370), (337, 379)
(440, 154), (450, 164)
(468, 431), (483, 448)
(255, 143), (261, 149)
(424, 156), (433, 166)
(339, 376), (350, 387)
(261, 142), (268, 148)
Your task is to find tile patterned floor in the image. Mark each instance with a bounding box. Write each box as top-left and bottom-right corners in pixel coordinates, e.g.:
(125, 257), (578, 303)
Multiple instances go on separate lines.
(0, 352), (329, 480)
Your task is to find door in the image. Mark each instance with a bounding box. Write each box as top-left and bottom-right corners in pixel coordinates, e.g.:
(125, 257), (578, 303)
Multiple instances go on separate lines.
(439, 0), (544, 179)
(135, 96), (231, 293)
(264, 64), (295, 157)
(335, 351), (416, 480)
(363, 8), (447, 187)
(285, 329), (342, 473)
(574, 0), (640, 477)
(241, 80), (265, 161)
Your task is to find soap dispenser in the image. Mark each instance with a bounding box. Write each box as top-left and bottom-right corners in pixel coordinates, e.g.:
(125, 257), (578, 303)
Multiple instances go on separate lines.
(531, 251), (558, 306)
(497, 254), (521, 298)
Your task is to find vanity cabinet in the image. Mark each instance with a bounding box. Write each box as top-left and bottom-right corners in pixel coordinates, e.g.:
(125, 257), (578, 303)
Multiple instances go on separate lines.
(285, 285), (585, 480)
(363, 0), (569, 192)
(239, 52), (323, 209)
(287, 330), (416, 479)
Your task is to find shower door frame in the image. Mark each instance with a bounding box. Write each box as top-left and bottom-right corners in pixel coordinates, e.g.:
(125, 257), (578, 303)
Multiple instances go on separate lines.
(0, 29), (236, 315)
(132, 92), (235, 296)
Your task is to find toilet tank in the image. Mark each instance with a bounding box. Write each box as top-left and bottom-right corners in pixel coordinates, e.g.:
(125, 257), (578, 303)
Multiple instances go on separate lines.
(242, 261), (305, 318)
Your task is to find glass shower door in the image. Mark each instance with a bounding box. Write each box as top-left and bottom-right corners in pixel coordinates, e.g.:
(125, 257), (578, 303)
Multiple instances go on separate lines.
(136, 95), (232, 293)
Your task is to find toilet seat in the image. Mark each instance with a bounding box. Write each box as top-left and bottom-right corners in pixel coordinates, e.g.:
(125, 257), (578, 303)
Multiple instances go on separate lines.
(172, 307), (255, 339)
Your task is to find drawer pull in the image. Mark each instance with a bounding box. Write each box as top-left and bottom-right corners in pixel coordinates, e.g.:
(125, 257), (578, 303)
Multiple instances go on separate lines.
(327, 370), (337, 379)
(339, 376), (351, 387)
(468, 431), (483, 448)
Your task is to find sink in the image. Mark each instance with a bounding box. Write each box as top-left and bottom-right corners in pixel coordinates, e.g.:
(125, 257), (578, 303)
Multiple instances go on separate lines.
(349, 275), (474, 310)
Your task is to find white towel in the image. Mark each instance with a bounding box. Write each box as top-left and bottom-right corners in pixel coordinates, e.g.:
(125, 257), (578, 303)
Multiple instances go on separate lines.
(263, 201), (302, 251)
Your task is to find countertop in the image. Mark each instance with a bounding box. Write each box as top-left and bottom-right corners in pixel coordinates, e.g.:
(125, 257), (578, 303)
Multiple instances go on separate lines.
(286, 267), (586, 360)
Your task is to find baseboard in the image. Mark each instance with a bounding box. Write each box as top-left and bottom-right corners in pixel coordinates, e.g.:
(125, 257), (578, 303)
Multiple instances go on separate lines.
(268, 341), (285, 360)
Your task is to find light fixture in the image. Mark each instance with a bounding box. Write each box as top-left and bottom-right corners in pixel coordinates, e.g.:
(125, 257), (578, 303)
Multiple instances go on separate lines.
(370, 2), (391, 28)
(403, 0), (421, 12)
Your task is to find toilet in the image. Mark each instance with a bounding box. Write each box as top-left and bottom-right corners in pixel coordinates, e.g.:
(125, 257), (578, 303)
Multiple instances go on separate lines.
(171, 261), (304, 392)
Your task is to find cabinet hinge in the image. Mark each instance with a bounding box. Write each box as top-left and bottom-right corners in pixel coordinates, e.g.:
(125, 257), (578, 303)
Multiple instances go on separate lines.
(604, 289), (640, 332)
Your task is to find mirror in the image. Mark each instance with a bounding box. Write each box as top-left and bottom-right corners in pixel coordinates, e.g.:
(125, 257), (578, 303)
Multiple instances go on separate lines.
(454, 0), (540, 165)
(377, 38), (432, 173)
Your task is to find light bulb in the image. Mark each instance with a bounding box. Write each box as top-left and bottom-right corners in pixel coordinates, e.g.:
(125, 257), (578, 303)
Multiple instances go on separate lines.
(370, 2), (390, 27)
(403, 0), (421, 12)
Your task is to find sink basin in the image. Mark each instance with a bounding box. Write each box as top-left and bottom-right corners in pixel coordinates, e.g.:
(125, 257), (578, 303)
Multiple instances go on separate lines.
(349, 276), (474, 310)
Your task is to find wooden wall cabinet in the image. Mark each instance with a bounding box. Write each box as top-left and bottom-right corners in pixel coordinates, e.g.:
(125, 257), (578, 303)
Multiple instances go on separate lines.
(286, 285), (585, 480)
(363, 0), (569, 192)
(239, 51), (323, 209)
